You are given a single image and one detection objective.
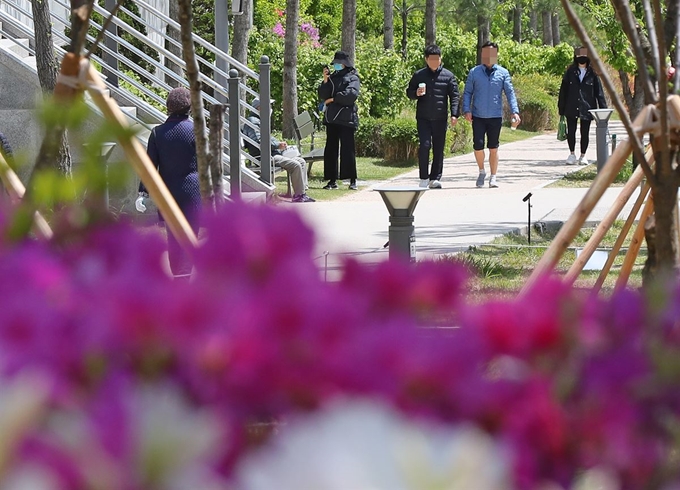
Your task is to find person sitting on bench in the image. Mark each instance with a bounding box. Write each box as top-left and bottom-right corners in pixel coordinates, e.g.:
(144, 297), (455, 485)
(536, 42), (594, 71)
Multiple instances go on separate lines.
(242, 98), (315, 203)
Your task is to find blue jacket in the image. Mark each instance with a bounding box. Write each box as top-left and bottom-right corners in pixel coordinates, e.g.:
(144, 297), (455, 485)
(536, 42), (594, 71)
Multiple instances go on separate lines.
(463, 64), (519, 119)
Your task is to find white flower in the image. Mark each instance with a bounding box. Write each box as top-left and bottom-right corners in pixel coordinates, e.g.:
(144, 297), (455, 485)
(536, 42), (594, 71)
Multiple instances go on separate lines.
(235, 398), (512, 490)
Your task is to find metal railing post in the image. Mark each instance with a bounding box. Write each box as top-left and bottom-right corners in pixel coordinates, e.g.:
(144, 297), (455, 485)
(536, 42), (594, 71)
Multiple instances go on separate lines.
(259, 55), (272, 185)
(214, 0), (229, 104)
(228, 68), (242, 199)
(103, 0), (118, 87)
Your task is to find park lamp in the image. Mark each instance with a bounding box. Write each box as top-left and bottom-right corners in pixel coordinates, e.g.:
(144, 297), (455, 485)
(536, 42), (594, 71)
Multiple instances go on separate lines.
(589, 108), (614, 173)
(374, 186), (428, 262)
(84, 141), (117, 207)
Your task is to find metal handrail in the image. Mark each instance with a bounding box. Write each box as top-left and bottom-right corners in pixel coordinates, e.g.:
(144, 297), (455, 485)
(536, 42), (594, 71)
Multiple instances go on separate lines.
(0, 0), (275, 191)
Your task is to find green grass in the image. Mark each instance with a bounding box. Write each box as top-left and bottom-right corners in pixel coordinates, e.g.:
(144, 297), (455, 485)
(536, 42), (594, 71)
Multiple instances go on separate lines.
(274, 126), (541, 200)
(438, 220), (646, 297)
(548, 157), (635, 188)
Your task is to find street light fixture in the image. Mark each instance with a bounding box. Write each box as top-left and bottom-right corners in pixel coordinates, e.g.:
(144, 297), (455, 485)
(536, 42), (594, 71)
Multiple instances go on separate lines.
(374, 186), (428, 262)
(85, 142), (117, 207)
(589, 108), (614, 173)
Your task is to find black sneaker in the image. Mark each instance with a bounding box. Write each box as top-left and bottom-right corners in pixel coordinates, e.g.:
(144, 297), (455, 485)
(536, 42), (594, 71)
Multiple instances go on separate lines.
(348, 181), (358, 190)
(323, 181), (338, 190)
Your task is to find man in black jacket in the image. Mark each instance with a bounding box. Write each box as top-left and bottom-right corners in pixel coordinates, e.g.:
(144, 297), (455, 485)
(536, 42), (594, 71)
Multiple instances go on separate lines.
(406, 44), (460, 189)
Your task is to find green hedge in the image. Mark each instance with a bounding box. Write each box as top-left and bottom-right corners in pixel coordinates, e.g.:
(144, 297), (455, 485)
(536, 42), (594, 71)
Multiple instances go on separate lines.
(505, 73), (561, 131)
(356, 116), (472, 161)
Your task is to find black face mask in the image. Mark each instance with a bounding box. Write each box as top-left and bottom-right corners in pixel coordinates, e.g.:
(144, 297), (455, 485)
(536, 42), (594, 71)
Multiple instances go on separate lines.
(576, 56), (589, 65)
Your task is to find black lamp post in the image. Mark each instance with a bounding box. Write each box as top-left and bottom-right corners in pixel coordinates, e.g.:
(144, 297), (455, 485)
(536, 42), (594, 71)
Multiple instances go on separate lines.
(589, 108), (614, 173)
(374, 186), (428, 262)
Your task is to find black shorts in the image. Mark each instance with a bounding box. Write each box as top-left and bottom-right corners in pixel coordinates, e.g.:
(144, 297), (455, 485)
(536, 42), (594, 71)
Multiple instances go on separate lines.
(472, 117), (502, 151)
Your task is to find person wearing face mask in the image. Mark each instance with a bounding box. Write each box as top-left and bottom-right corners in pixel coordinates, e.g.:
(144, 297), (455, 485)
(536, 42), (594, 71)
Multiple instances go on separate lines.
(406, 44), (460, 189)
(463, 41), (520, 189)
(318, 50), (360, 190)
(558, 46), (607, 165)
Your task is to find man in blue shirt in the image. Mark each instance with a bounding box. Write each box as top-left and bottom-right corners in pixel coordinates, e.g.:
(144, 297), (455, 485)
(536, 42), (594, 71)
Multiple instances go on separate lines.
(463, 42), (520, 188)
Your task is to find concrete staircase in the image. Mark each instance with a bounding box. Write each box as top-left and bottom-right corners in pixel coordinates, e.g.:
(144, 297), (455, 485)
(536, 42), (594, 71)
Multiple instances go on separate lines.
(0, 7), (272, 210)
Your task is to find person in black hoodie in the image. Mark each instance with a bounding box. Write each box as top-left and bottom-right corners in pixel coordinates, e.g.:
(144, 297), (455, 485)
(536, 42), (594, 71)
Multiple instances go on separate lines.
(318, 50), (360, 190)
(406, 44), (460, 189)
(557, 47), (607, 166)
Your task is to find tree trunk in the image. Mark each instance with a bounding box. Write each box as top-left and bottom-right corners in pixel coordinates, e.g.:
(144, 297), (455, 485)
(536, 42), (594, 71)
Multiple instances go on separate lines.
(383, 0), (394, 50)
(649, 146), (680, 275)
(551, 12), (560, 45)
(476, 14), (490, 65)
(177, 0), (211, 203)
(541, 10), (553, 46)
(282, 0), (299, 139)
(424, 0), (435, 46)
(401, 0), (408, 59)
(529, 9), (538, 39)
(342, 0), (357, 63)
(31, 0), (72, 176)
(232, 0), (252, 65)
(513, 4), (522, 42)
(165, 0), (182, 88)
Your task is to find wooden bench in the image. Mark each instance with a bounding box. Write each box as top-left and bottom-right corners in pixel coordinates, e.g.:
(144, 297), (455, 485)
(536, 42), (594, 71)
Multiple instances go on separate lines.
(293, 110), (325, 178)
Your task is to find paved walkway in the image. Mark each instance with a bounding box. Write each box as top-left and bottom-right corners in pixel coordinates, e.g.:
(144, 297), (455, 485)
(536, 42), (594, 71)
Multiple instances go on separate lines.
(282, 121), (639, 276)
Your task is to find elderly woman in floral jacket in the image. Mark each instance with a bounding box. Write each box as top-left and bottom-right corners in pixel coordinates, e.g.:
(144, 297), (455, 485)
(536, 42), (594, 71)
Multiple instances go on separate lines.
(136, 87), (201, 276)
(318, 50), (360, 191)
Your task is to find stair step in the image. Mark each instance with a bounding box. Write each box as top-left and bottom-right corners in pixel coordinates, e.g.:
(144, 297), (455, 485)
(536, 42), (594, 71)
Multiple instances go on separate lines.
(0, 38), (30, 58)
(120, 106), (138, 120)
(22, 56), (36, 69)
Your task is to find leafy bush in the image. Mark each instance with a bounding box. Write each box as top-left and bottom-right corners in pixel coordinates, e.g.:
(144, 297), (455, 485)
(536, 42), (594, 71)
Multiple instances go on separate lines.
(356, 116), (471, 161)
(507, 74), (562, 131)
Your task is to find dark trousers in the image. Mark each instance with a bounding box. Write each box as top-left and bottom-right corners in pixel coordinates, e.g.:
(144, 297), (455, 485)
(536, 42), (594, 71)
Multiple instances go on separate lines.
(166, 216), (199, 277)
(566, 116), (592, 154)
(417, 118), (448, 181)
(324, 123), (357, 181)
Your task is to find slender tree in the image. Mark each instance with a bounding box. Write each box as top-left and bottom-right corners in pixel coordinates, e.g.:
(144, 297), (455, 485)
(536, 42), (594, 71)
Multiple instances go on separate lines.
(424, 0), (436, 46)
(383, 0), (394, 49)
(476, 14), (490, 64)
(30, 0), (72, 176)
(232, 0), (252, 65)
(177, 0), (211, 202)
(551, 12), (560, 45)
(513, 3), (522, 42)
(342, 0), (357, 63)
(282, 0), (299, 138)
(541, 10), (553, 45)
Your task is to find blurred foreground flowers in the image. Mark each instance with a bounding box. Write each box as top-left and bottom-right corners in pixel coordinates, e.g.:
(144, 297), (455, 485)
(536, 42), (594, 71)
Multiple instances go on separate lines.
(2, 201), (680, 489)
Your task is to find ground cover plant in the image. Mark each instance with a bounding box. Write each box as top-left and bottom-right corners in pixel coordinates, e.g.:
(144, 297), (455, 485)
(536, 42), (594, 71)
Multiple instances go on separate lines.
(2, 199), (680, 489)
(444, 220), (646, 297)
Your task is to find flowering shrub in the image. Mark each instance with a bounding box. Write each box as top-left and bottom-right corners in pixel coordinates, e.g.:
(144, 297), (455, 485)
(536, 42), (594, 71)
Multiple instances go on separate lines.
(271, 10), (321, 48)
(1, 200), (680, 489)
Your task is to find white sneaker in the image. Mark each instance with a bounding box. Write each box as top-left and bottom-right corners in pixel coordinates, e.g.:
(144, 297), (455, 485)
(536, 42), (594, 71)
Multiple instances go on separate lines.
(428, 179), (442, 189)
(578, 155), (589, 165)
(565, 154), (577, 165)
(419, 179), (429, 188)
(489, 175), (498, 188)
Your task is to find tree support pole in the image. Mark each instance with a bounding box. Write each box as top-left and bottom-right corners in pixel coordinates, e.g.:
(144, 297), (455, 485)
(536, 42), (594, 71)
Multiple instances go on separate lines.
(615, 193), (655, 291)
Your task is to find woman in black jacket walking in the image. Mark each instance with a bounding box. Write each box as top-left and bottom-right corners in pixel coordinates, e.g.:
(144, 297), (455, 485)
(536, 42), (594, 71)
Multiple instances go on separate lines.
(318, 51), (360, 190)
(558, 47), (607, 166)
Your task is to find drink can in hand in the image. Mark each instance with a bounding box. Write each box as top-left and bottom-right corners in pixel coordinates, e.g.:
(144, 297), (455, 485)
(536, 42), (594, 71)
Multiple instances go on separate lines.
(418, 82), (426, 95)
